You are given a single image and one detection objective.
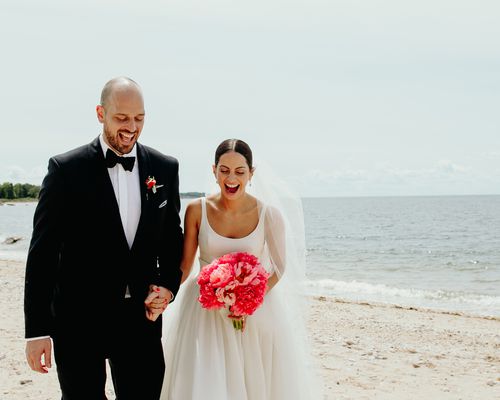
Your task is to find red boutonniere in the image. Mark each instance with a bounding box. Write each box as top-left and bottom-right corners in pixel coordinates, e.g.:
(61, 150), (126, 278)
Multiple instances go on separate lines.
(145, 176), (163, 195)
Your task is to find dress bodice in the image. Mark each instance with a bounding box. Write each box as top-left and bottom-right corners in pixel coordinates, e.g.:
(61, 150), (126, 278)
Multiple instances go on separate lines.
(198, 197), (266, 268)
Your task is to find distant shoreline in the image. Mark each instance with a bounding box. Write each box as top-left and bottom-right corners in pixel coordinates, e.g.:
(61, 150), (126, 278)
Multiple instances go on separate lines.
(0, 198), (37, 205)
(0, 192), (205, 205)
(3, 193), (499, 204)
(179, 192), (205, 199)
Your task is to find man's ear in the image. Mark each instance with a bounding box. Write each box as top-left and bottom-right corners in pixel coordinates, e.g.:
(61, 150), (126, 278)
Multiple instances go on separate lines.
(96, 105), (105, 123)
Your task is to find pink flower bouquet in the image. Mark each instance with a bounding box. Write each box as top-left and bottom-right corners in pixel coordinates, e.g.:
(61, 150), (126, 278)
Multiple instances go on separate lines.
(197, 252), (270, 330)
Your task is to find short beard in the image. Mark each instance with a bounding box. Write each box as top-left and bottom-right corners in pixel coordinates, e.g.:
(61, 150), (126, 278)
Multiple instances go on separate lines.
(103, 127), (134, 155)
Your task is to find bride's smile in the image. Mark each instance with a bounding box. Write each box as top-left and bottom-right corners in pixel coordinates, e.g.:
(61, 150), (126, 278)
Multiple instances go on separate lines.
(213, 150), (254, 200)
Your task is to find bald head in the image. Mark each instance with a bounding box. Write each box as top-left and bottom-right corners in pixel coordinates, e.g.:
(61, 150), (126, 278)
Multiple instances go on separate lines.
(100, 77), (143, 109)
(96, 76), (145, 154)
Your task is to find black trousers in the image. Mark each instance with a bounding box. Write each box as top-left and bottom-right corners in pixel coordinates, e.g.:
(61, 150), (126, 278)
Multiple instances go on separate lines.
(53, 299), (165, 400)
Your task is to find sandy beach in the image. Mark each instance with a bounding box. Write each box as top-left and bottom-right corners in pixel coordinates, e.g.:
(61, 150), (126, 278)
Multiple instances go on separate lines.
(1, 259), (499, 399)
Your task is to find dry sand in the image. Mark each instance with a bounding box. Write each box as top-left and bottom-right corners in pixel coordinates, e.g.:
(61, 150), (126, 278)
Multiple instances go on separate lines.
(1, 259), (499, 399)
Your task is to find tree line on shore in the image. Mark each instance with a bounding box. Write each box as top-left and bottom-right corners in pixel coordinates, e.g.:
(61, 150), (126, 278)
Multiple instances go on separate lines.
(0, 182), (204, 200)
(0, 182), (40, 199)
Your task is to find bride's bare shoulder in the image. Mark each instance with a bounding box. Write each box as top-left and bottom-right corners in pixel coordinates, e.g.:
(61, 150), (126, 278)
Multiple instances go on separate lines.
(184, 198), (203, 221)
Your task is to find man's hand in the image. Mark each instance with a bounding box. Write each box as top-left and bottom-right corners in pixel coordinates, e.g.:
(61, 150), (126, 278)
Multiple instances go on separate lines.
(144, 285), (172, 321)
(26, 338), (52, 373)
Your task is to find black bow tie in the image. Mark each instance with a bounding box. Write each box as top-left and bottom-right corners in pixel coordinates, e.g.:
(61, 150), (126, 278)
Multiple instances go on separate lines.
(105, 148), (135, 172)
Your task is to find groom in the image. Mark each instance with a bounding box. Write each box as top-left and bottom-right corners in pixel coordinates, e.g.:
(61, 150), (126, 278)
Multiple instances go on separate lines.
(24, 77), (183, 399)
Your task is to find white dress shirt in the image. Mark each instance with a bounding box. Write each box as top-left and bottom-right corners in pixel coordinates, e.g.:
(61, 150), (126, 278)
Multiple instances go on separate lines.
(99, 134), (141, 250)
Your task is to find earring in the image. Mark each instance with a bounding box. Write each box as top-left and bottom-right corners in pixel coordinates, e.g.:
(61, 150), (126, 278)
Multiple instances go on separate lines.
(249, 181), (252, 187)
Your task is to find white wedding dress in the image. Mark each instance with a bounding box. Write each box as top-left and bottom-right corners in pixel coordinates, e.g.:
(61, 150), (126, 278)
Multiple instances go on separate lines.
(160, 197), (318, 400)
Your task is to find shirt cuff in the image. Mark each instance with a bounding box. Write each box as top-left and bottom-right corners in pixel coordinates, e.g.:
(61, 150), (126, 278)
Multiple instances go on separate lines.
(26, 335), (51, 341)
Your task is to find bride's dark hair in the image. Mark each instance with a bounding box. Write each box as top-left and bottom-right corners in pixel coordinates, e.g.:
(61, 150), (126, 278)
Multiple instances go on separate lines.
(215, 139), (253, 169)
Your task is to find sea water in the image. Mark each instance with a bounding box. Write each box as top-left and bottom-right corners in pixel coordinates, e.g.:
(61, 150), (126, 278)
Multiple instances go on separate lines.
(1, 195), (499, 317)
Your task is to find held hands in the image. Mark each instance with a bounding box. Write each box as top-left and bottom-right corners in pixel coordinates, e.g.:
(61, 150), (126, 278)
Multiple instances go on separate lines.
(144, 285), (172, 321)
(26, 338), (52, 374)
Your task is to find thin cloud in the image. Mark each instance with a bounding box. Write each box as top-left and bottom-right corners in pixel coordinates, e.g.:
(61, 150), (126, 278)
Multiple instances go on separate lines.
(290, 161), (496, 197)
(1, 165), (46, 184)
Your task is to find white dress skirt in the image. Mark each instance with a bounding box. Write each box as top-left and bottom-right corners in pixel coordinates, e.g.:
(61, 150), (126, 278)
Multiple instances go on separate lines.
(160, 198), (318, 400)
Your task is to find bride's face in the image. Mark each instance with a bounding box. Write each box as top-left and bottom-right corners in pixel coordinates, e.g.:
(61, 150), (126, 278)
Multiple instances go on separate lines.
(213, 151), (253, 200)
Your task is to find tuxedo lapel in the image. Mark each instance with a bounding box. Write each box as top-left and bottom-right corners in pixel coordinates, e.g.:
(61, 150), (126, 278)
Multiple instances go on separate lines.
(131, 143), (152, 251)
(88, 137), (130, 253)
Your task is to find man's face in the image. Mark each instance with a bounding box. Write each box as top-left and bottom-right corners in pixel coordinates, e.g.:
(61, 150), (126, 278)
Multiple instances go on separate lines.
(96, 88), (145, 155)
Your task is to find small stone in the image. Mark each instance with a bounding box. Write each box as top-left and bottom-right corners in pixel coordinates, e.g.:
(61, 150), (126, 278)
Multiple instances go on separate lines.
(3, 236), (22, 244)
(20, 380), (32, 385)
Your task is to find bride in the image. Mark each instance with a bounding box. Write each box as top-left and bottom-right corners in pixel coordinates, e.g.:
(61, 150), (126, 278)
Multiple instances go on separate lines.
(152, 139), (321, 399)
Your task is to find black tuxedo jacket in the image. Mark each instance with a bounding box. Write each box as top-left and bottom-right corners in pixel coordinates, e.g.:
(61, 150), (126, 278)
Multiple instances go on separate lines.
(24, 137), (183, 341)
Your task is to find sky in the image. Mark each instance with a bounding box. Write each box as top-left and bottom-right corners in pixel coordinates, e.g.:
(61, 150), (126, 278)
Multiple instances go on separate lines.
(1, 0), (499, 197)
